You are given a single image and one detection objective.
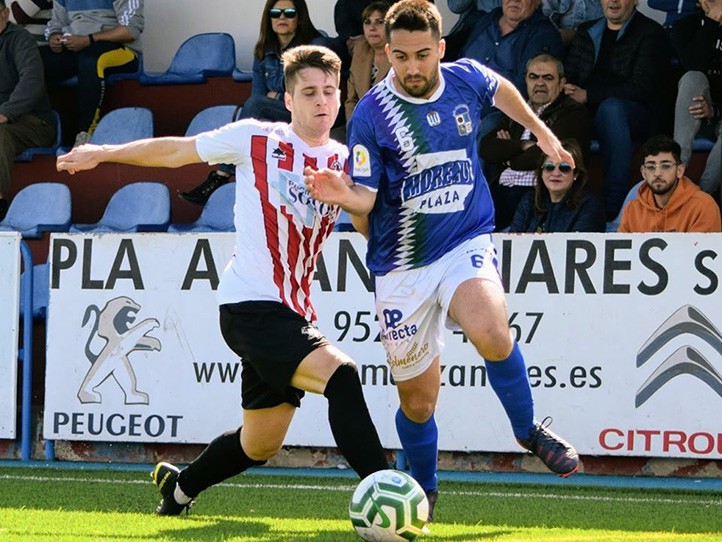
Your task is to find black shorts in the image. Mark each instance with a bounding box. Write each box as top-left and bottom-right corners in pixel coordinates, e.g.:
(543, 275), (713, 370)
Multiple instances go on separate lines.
(219, 301), (330, 410)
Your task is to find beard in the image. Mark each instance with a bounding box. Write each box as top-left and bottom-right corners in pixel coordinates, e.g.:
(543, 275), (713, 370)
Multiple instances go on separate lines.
(399, 70), (439, 99)
(648, 178), (678, 196)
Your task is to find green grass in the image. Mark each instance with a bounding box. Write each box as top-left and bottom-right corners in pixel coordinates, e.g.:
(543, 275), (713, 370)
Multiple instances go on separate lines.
(0, 467), (721, 541)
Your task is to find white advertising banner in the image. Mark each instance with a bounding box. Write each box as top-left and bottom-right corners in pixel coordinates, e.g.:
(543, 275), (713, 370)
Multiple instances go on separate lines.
(43, 233), (722, 459)
(0, 232), (21, 439)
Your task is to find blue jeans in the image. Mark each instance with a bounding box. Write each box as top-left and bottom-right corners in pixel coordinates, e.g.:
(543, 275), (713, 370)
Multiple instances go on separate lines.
(593, 97), (653, 220)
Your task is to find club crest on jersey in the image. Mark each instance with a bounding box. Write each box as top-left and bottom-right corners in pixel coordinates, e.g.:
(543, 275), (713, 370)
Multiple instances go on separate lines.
(453, 104), (473, 136)
(426, 111), (441, 127)
(271, 147), (287, 161)
(353, 144), (371, 177)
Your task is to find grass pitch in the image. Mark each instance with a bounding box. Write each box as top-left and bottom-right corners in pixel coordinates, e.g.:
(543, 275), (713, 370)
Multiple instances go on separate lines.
(0, 466), (720, 541)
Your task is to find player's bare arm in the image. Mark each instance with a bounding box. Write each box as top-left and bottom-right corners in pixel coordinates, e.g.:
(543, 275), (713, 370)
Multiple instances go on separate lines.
(492, 77), (574, 167)
(56, 137), (203, 174)
(304, 166), (377, 215)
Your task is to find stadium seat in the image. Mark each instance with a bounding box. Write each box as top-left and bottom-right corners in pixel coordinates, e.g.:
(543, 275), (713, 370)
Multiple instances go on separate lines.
(69, 182), (170, 233)
(19, 262), (50, 320)
(90, 107), (154, 145)
(0, 182), (71, 238)
(168, 182), (235, 232)
(14, 110), (62, 162)
(232, 68), (253, 82)
(334, 210), (356, 232)
(139, 33), (236, 85)
(185, 105), (240, 137)
(56, 107), (154, 155)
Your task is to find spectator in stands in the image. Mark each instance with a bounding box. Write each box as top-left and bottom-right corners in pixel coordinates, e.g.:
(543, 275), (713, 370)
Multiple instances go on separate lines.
(444, 0), (499, 59)
(40, 0), (143, 147)
(618, 135), (722, 232)
(648, 0), (696, 29)
(671, 0), (722, 204)
(480, 53), (590, 230)
(342, 2), (391, 131)
(334, 0), (433, 64)
(542, 0), (603, 46)
(0, 0), (55, 220)
(509, 138), (605, 232)
(564, 0), (670, 222)
(181, 0), (331, 205)
(7, 0), (52, 45)
(458, 0), (563, 138)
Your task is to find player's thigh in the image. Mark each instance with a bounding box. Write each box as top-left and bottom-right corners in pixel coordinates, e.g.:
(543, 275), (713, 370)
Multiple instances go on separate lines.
(374, 267), (445, 383)
(395, 356), (441, 423)
(291, 344), (355, 394)
(440, 236), (513, 360)
(241, 403), (297, 460)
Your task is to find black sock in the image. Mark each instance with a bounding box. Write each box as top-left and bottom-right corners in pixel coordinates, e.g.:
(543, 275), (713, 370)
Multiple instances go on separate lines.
(324, 363), (388, 478)
(178, 426), (265, 498)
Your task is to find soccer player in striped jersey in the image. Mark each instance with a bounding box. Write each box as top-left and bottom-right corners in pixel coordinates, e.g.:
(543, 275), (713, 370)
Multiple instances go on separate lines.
(56, 44), (389, 516)
(305, 0), (580, 520)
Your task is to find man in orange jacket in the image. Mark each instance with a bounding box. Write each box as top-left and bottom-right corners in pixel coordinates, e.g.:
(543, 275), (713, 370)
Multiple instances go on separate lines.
(618, 135), (721, 232)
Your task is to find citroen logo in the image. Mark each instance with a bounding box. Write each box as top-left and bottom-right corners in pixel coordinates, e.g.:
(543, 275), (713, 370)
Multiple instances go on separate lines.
(636, 305), (722, 407)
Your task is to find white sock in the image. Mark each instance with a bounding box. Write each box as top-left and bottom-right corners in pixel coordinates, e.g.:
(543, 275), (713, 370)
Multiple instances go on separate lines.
(173, 484), (192, 505)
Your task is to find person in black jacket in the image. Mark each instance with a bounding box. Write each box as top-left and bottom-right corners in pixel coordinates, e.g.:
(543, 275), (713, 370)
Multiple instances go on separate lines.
(671, 0), (722, 204)
(509, 138), (605, 232)
(563, 0), (670, 221)
(0, 0), (55, 220)
(480, 53), (590, 230)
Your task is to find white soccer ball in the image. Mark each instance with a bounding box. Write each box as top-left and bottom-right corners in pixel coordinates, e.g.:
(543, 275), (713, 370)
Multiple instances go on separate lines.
(349, 469), (429, 542)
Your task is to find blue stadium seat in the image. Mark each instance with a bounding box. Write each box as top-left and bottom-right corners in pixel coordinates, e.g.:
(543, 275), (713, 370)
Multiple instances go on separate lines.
(139, 33), (236, 85)
(232, 68), (253, 82)
(185, 105), (239, 137)
(69, 182), (170, 233)
(15, 110), (62, 162)
(168, 182), (235, 232)
(334, 210), (356, 232)
(19, 262), (50, 320)
(0, 183), (71, 238)
(90, 107), (154, 145)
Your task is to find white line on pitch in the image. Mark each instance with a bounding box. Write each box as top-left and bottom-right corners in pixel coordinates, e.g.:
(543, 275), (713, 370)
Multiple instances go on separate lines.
(1, 474), (721, 507)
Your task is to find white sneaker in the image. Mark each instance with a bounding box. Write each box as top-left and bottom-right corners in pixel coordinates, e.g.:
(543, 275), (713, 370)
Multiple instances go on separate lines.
(73, 131), (91, 147)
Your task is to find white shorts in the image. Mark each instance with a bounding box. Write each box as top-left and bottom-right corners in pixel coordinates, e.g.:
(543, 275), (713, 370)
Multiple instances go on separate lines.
(374, 234), (502, 382)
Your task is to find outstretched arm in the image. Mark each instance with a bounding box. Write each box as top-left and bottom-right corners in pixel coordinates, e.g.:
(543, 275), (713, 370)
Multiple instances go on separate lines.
(492, 77), (574, 167)
(57, 137), (203, 174)
(304, 167), (377, 216)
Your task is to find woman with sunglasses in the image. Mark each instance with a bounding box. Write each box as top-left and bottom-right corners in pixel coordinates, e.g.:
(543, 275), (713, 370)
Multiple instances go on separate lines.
(508, 138), (605, 233)
(180, 0), (332, 205)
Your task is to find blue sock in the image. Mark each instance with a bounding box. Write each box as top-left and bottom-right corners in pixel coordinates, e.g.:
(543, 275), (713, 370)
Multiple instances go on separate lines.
(484, 341), (535, 441)
(395, 408), (438, 492)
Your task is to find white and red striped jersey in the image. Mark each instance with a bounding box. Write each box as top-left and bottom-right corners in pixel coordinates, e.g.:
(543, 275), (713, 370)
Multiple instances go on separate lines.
(196, 119), (347, 322)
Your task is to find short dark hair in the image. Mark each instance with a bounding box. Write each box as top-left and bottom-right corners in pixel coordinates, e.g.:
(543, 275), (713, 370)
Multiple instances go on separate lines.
(385, 0), (442, 41)
(526, 53), (564, 78)
(0, 1), (7, 9)
(282, 45), (342, 93)
(642, 134), (682, 163)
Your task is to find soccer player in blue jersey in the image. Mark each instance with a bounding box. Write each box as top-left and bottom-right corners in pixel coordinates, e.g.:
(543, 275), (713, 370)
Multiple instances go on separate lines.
(305, 0), (579, 520)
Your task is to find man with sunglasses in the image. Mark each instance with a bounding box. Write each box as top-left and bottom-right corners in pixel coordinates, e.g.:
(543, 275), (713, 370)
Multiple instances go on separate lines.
(306, 0), (579, 521)
(618, 135), (721, 232)
(481, 53), (590, 231)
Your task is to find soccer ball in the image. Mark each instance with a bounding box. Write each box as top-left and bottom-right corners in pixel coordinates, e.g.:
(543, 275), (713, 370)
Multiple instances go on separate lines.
(349, 469), (429, 542)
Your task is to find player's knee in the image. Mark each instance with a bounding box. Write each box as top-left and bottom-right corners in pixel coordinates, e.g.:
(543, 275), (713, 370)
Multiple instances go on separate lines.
(243, 439), (281, 461)
(324, 362), (362, 400)
(401, 395), (436, 424)
(470, 327), (513, 361)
